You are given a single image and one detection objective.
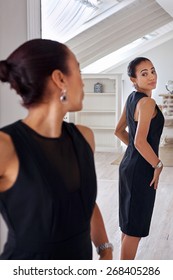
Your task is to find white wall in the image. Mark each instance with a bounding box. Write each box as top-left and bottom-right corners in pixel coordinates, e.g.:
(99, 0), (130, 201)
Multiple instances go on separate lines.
(0, 0), (28, 127)
(107, 38), (173, 108)
(0, 0), (29, 254)
(0, 0), (41, 254)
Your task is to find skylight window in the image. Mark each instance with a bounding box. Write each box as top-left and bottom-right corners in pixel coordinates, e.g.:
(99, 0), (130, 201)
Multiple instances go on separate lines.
(41, 0), (123, 42)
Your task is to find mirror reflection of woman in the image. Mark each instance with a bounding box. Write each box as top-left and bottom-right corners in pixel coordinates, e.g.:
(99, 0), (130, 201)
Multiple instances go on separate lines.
(115, 57), (164, 260)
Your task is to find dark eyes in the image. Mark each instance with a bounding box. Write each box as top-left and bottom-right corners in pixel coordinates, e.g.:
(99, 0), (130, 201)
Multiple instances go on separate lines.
(142, 70), (156, 76)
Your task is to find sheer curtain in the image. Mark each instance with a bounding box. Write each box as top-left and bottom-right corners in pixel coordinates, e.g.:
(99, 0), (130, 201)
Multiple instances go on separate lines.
(41, 0), (99, 42)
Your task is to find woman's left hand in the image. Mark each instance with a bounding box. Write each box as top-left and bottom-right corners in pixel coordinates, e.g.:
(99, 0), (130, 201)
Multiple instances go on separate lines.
(99, 249), (113, 260)
(150, 166), (163, 189)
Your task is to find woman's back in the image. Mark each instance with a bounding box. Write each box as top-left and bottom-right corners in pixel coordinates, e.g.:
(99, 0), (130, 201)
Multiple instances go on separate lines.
(0, 120), (97, 259)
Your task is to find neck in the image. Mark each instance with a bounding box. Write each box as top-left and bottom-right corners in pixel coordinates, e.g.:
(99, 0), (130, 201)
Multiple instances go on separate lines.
(23, 103), (66, 138)
(136, 87), (152, 97)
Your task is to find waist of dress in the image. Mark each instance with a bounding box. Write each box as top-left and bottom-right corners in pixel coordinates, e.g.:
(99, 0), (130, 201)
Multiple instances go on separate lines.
(7, 229), (91, 253)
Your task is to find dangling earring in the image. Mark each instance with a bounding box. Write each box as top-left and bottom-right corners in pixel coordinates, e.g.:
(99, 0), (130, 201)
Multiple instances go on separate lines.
(60, 89), (67, 102)
(133, 83), (137, 89)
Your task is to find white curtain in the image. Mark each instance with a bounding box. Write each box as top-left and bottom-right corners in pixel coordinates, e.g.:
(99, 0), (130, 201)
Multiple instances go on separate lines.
(41, 0), (99, 42)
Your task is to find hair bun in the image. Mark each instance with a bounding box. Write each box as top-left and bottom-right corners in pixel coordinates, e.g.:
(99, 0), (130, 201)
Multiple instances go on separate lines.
(0, 60), (10, 82)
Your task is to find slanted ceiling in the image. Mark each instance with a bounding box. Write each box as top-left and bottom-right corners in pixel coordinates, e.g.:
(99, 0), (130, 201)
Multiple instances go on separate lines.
(65, 0), (173, 68)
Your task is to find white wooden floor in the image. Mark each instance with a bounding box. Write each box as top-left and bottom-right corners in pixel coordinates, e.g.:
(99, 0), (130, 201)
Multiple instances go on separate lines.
(92, 152), (173, 260)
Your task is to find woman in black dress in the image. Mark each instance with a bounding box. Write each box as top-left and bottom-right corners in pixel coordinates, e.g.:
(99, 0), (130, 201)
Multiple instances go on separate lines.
(115, 57), (164, 259)
(0, 39), (113, 260)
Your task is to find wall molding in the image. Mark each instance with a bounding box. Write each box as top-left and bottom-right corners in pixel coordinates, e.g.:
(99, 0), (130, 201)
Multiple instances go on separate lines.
(27, 0), (41, 40)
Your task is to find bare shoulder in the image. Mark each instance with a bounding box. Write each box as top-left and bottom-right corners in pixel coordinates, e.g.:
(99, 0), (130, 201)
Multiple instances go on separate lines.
(0, 131), (14, 175)
(140, 96), (156, 107)
(0, 131), (12, 146)
(76, 124), (95, 152)
(138, 97), (156, 115)
(0, 131), (11, 150)
(136, 97), (157, 123)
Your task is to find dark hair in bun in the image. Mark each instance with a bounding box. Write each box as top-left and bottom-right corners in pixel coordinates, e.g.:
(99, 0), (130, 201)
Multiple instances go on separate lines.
(0, 39), (70, 108)
(0, 60), (10, 82)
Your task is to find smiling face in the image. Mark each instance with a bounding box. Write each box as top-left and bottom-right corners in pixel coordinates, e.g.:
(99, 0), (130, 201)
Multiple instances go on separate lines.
(131, 60), (157, 96)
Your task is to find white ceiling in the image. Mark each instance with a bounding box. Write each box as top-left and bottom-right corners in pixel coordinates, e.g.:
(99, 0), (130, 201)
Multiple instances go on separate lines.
(41, 0), (173, 72)
(157, 0), (173, 17)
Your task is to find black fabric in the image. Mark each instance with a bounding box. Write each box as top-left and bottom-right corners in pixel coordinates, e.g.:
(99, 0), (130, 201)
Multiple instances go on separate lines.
(0, 120), (97, 259)
(119, 91), (164, 237)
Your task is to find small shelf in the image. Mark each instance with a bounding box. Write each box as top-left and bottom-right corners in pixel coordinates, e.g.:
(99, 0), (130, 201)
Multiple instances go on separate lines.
(164, 116), (173, 120)
(159, 93), (173, 97)
(160, 94), (173, 117)
(159, 93), (173, 145)
(75, 74), (122, 152)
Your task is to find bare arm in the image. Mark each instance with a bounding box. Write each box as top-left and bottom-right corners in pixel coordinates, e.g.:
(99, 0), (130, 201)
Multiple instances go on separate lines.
(0, 132), (12, 177)
(76, 124), (95, 152)
(114, 103), (129, 146)
(134, 98), (160, 166)
(77, 125), (113, 259)
(90, 203), (113, 260)
(0, 132), (18, 192)
(134, 97), (163, 189)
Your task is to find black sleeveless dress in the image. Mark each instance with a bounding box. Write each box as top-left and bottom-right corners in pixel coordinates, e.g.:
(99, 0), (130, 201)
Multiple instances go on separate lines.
(0, 120), (97, 259)
(119, 91), (164, 237)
